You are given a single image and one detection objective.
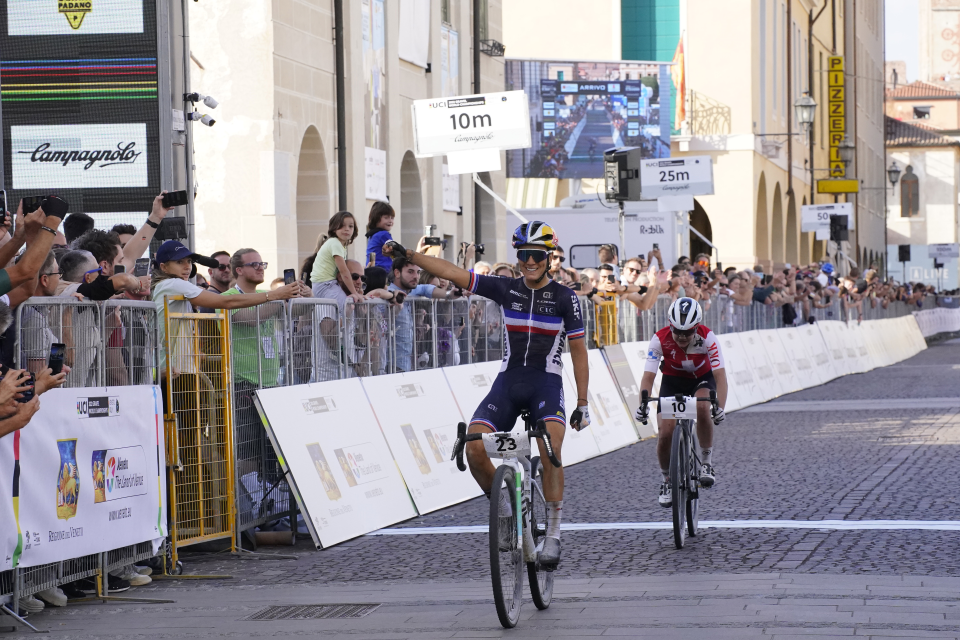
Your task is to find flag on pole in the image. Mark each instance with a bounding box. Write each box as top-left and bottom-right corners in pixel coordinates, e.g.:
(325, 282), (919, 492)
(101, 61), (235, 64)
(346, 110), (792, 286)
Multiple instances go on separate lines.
(671, 36), (686, 129)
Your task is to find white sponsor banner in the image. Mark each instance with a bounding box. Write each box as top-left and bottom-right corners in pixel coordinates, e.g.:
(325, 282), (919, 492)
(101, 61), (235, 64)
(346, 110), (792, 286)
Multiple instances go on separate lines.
(559, 353), (602, 465)
(617, 340), (663, 435)
(12, 124), (149, 189)
(575, 350), (637, 453)
(9, 0), (143, 35)
(928, 243), (960, 259)
(398, 0), (430, 67)
(256, 379), (417, 547)
(796, 323), (839, 383)
(364, 147), (387, 201)
(777, 327), (822, 388)
(756, 329), (803, 394)
(833, 321), (867, 374)
(442, 164), (460, 212)
(738, 331), (784, 402)
(412, 90), (531, 157)
(0, 437), (16, 571)
(817, 321), (853, 377)
(716, 333), (764, 409)
(7, 386), (166, 570)
(639, 156), (714, 199)
(360, 370), (483, 514)
(844, 322), (878, 372)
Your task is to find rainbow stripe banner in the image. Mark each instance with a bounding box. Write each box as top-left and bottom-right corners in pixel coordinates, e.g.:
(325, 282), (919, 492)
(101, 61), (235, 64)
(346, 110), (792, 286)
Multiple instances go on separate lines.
(0, 57), (157, 102)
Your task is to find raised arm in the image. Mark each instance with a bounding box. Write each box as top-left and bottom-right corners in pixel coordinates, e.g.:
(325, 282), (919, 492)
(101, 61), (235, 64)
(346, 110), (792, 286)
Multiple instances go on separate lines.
(383, 241), (472, 290)
(122, 193), (173, 269)
(4, 205), (63, 291)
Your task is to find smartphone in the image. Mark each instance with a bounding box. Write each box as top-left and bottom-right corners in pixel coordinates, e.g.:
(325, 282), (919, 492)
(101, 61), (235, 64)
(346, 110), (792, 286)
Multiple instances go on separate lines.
(652, 243), (659, 250)
(716, 261), (722, 271)
(162, 190), (189, 208)
(0, 190), (9, 236)
(134, 258), (150, 277)
(570, 282), (583, 292)
(113, 264), (125, 274)
(283, 268), (296, 285)
(49, 343), (66, 375)
(21, 195), (44, 214)
(21, 195), (68, 218)
(606, 274), (616, 284)
(424, 236), (443, 246)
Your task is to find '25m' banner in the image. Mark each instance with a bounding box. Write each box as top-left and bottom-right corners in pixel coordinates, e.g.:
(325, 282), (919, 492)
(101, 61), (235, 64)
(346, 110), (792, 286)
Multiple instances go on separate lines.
(0, 386), (166, 570)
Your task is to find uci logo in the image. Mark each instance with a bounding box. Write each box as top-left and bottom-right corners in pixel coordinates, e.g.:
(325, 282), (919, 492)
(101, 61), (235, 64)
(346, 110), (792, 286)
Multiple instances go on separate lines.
(427, 101), (446, 108)
(76, 400), (87, 416)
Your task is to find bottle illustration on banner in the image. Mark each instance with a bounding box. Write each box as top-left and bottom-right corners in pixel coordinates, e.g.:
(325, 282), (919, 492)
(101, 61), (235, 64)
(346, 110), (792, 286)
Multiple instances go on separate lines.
(91, 449), (107, 503)
(400, 424), (432, 474)
(306, 443), (341, 500)
(422, 428), (446, 463)
(57, 439), (80, 520)
(587, 391), (605, 426)
(334, 448), (360, 487)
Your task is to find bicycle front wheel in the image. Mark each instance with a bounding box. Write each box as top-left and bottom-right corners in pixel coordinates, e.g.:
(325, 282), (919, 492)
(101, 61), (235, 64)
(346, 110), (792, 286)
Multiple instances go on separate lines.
(670, 421), (689, 549)
(489, 464), (523, 628)
(527, 457), (554, 610)
(687, 429), (700, 538)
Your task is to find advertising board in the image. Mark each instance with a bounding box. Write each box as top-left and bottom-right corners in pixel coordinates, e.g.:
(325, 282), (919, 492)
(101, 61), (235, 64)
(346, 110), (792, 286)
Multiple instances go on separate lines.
(0, 0), (162, 220)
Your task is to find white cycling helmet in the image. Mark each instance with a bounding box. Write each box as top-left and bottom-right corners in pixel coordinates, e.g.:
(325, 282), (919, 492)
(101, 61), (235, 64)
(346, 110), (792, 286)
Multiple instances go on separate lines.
(667, 297), (702, 331)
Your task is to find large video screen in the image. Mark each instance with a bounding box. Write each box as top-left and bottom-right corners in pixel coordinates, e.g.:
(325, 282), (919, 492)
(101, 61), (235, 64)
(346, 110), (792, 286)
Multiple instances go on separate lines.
(0, 0), (161, 226)
(505, 59), (670, 179)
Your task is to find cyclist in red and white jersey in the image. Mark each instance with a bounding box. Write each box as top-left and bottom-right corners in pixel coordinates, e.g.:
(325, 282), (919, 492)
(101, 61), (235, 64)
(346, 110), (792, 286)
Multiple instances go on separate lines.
(635, 297), (728, 506)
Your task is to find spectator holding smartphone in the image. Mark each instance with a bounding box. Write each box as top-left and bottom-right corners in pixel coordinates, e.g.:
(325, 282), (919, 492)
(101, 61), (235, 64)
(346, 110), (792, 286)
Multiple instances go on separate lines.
(311, 211), (363, 306)
(0, 199), (66, 298)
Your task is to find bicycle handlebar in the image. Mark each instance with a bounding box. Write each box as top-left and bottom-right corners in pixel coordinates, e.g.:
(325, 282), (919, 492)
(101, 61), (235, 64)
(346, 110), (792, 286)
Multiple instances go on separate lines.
(640, 389), (719, 411)
(450, 421), (562, 472)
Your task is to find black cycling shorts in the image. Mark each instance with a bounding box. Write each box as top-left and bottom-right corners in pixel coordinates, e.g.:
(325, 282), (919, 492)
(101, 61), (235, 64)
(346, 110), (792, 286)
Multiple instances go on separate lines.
(471, 367), (565, 432)
(657, 371), (716, 414)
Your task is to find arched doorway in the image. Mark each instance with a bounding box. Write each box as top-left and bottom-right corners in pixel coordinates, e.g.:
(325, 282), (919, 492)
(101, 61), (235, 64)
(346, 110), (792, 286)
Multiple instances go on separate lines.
(295, 126), (330, 266)
(785, 194), (798, 265)
(771, 183), (784, 266)
(690, 199), (713, 261)
(400, 151), (424, 248)
(755, 173), (769, 265)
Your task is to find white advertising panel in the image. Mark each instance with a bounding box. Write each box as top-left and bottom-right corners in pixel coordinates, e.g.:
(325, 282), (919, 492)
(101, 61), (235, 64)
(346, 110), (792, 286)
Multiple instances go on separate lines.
(800, 202), (854, 232)
(442, 164), (460, 212)
(928, 243), (960, 259)
(9, 0), (144, 35)
(844, 322), (878, 372)
(796, 323), (839, 382)
(639, 156), (714, 199)
(860, 321), (892, 368)
(412, 90), (531, 157)
(0, 436), (17, 571)
(737, 331), (784, 402)
(816, 320), (856, 376)
(618, 340), (663, 436)
(255, 380), (417, 547)
(715, 333), (764, 408)
(756, 329), (803, 394)
(364, 147), (387, 201)
(576, 350), (638, 453)
(12, 124), (149, 189)
(777, 327), (823, 388)
(8, 387), (166, 569)
(361, 370), (483, 514)
(442, 361), (513, 428)
(903, 315), (928, 355)
(558, 353), (603, 465)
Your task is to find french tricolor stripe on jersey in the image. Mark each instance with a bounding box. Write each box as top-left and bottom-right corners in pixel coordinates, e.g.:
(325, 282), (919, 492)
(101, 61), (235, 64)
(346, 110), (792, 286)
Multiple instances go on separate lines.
(471, 419), (497, 432)
(542, 415), (566, 425)
(503, 308), (562, 336)
(468, 271), (480, 293)
(567, 327), (585, 340)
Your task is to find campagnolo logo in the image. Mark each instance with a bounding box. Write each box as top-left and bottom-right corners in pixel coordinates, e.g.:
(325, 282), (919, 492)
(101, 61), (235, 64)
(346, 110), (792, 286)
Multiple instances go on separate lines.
(19, 141), (142, 171)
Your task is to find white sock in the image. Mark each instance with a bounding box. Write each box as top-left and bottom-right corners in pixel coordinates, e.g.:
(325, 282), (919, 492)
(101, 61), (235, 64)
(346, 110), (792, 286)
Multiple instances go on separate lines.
(661, 469), (670, 482)
(702, 448), (712, 465)
(545, 500), (562, 539)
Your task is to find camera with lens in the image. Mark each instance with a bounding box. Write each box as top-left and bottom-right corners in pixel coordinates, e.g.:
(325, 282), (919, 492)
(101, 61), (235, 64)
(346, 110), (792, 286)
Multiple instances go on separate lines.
(475, 243), (485, 256)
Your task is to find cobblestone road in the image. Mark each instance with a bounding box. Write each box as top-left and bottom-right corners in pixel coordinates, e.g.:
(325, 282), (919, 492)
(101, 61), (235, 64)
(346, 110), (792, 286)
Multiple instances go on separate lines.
(14, 340), (960, 639)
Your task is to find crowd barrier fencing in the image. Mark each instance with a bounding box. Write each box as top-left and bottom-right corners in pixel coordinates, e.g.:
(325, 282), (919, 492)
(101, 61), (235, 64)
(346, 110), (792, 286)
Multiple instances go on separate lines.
(2, 299), (166, 621)
(254, 312), (931, 549)
(163, 297), (236, 565)
(4, 291), (955, 620)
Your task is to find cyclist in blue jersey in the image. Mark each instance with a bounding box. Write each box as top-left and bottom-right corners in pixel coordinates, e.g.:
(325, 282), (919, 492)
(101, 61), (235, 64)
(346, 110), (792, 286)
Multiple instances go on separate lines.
(382, 221), (590, 569)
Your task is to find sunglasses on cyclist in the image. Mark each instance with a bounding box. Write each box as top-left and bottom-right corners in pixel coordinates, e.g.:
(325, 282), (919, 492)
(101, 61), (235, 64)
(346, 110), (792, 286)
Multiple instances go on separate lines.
(671, 326), (697, 337)
(517, 249), (548, 263)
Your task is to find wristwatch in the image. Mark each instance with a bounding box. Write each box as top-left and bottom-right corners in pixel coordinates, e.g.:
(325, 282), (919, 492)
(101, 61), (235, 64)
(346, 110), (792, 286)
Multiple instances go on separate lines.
(145, 218), (160, 229)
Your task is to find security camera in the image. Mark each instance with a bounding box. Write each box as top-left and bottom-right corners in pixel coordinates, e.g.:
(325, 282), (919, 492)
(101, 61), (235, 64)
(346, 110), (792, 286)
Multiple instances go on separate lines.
(186, 111), (202, 121)
(200, 114), (216, 127)
(183, 92), (219, 109)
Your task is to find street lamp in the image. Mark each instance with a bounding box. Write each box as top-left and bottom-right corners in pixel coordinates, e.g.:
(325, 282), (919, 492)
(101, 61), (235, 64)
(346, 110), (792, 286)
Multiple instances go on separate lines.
(887, 160), (901, 193)
(794, 92), (817, 131)
(838, 136), (856, 166)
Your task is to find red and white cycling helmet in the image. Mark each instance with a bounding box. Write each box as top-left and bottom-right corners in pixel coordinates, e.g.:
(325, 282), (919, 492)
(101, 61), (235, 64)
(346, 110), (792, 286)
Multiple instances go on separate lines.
(667, 297), (702, 331)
